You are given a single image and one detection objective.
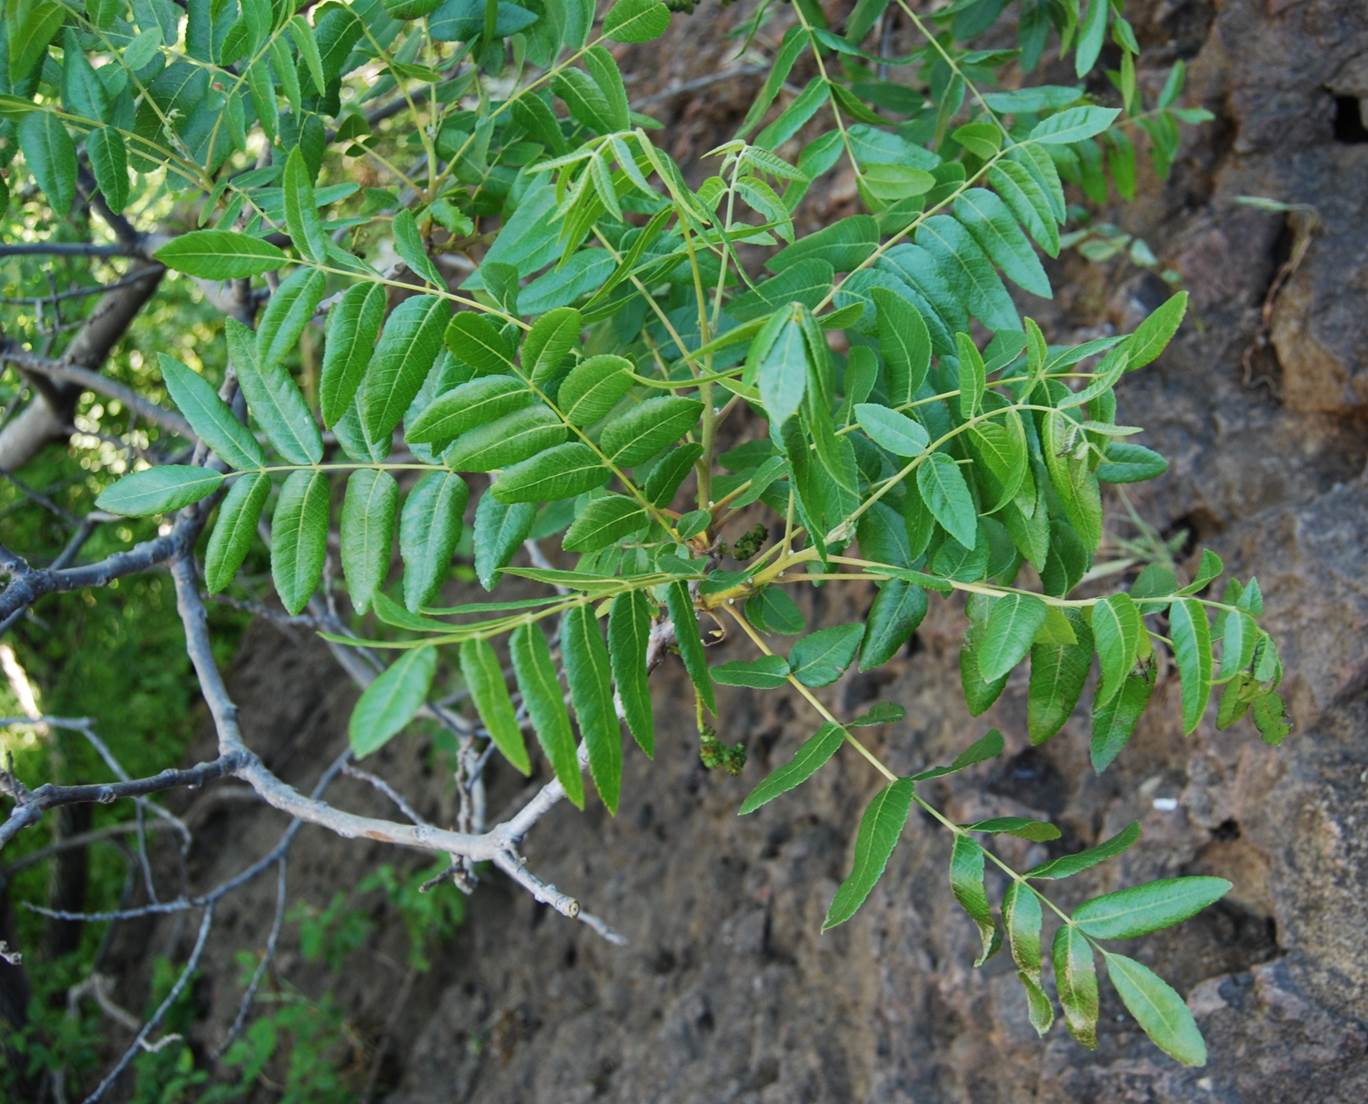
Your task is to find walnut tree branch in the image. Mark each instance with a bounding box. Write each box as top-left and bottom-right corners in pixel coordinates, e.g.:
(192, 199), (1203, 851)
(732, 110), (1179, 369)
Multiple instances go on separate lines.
(0, 750), (251, 850)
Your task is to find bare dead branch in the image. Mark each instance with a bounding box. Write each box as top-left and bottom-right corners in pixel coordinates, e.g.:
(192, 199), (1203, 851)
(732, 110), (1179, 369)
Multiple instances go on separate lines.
(0, 341), (194, 439)
(0, 267), (165, 307)
(79, 904), (214, 1104)
(631, 64), (768, 110)
(342, 763), (428, 827)
(214, 857), (288, 1058)
(0, 243), (143, 260)
(0, 505), (204, 629)
(0, 750), (252, 850)
(0, 820), (173, 882)
(0, 265), (165, 469)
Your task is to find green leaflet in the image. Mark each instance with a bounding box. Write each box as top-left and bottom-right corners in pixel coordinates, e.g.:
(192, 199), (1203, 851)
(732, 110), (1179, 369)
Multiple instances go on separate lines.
(257, 268), (327, 369)
(399, 471), (469, 612)
(472, 492), (535, 590)
(95, 466), (224, 517)
(563, 495), (647, 553)
(444, 407), (566, 471)
(757, 76), (825, 150)
(1075, 0), (1108, 77)
(960, 621), (1010, 716)
(1011, 144), (1067, 223)
(226, 318), (324, 466)
(664, 581), (715, 713)
(490, 442), (609, 503)
(746, 588), (806, 635)
(9, 2), (64, 85)
(733, 262), (834, 323)
(977, 593), (1048, 682)
(1127, 291), (1189, 371)
(956, 332), (985, 419)
(287, 14), (326, 92)
(349, 647), (438, 758)
(339, 469), (398, 614)
(857, 502), (910, 568)
(1097, 441), (1168, 483)
(1002, 881), (1054, 1036)
(969, 415), (1029, 515)
(283, 146), (327, 263)
(599, 397), (703, 468)
(1091, 662), (1157, 772)
(739, 722), (845, 816)
(1251, 690), (1292, 746)
(510, 624), (584, 809)
(246, 59), (278, 141)
(1042, 408), (1102, 552)
(554, 68), (618, 133)
(1053, 924), (1099, 1048)
(87, 127), (129, 214)
(645, 444), (702, 507)
(769, 215), (878, 274)
(949, 835), (1000, 966)
(459, 638), (531, 775)
(740, 27), (804, 135)
(558, 355), (634, 426)
(965, 817), (1061, 842)
(858, 579), (928, 670)
(18, 112), (76, 216)
(158, 354), (262, 469)
(583, 48), (630, 132)
(602, 0), (670, 43)
(1170, 598), (1213, 734)
(370, 592), (449, 635)
(562, 605), (621, 812)
(518, 250), (614, 314)
(523, 307), (582, 387)
(987, 160), (1060, 257)
(408, 376), (533, 449)
(1026, 821), (1142, 880)
(363, 295), (448, 441)
(711, 655), (791, 689)
(1028, 105), (1121, 145)
(321, 283), (387, 427)
(822, 778), (916, 930)
(392, 209), (445, 288)
(954, 188), (1052, 299)
(154, 231), (289, 279)
(1104, 953), (1208, 1067)
(789, 623), (862, 687)
(915, 215), (1019, 332)
(270, 470), (329, 615)
(1074, 876), (1231, 941)
(1091, 592), (1143, 704)
(911, 728), (1004, 781)
(916, 452), (978, 549)
(204, 473), (270, 593)
(1184, 548), (1225, 595)
(749, 309), (809, 430)
(607, 591), (655, 756)
(1027, 611), (1093, 745)
(854, 404), (929, 457)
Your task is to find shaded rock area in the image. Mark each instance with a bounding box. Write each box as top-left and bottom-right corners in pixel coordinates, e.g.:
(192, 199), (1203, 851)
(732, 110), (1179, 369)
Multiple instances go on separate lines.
(130, 1), (1368, 1101)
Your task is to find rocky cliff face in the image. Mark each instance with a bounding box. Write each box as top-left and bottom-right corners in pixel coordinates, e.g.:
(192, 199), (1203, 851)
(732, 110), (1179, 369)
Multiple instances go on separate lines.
(164, 2), (1368, 1101)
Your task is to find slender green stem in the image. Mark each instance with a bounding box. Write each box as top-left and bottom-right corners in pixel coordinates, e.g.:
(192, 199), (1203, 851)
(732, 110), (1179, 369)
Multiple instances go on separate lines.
(722, 605), (1078, 927)
(895, 0), (1009, 138)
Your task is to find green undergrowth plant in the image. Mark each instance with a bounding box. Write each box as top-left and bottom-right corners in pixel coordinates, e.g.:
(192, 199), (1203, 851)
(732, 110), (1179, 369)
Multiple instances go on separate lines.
(6, 0), (1291, 1069)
